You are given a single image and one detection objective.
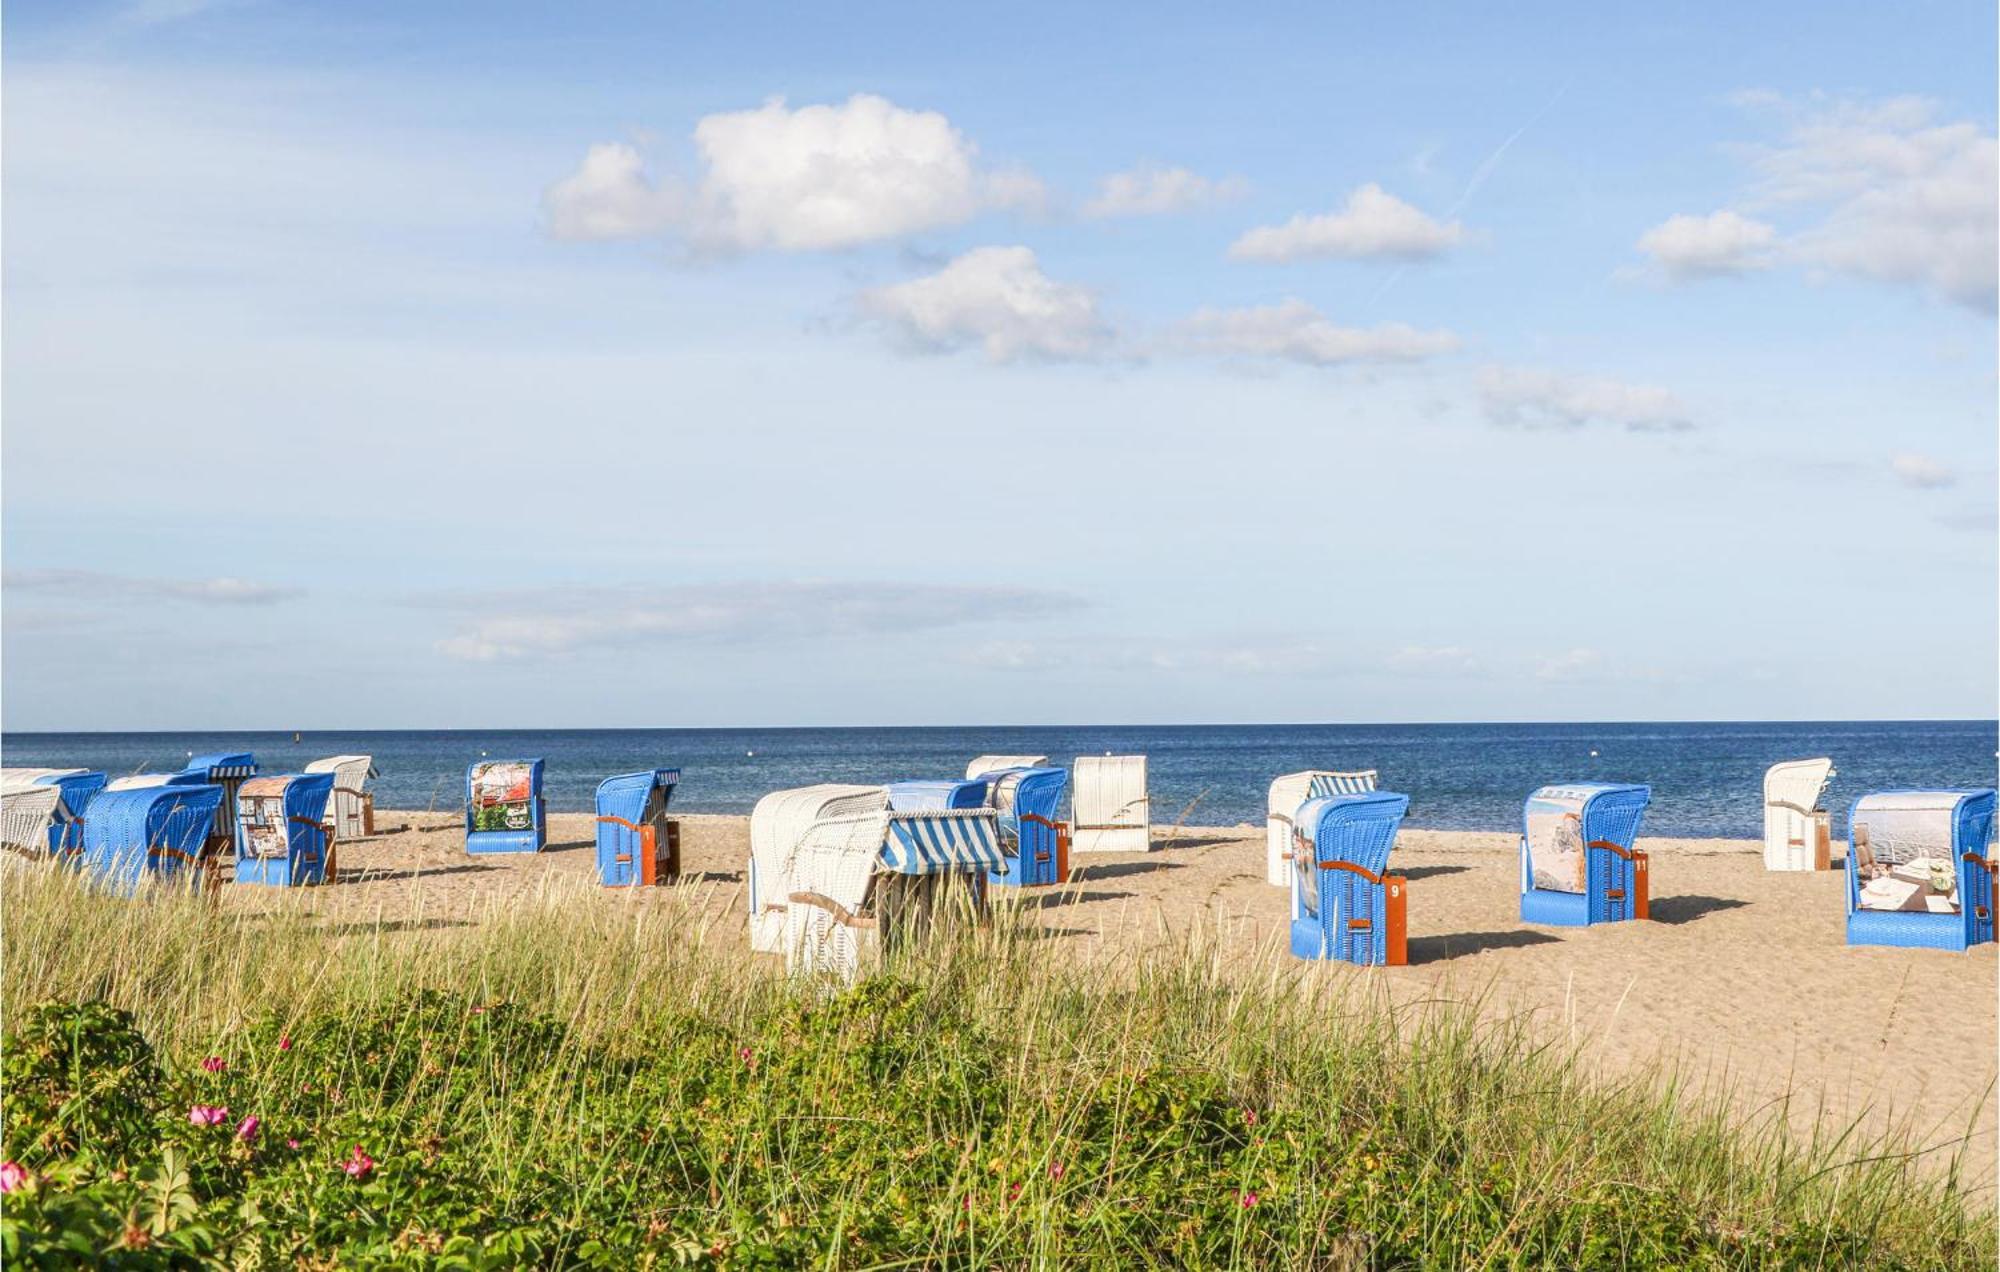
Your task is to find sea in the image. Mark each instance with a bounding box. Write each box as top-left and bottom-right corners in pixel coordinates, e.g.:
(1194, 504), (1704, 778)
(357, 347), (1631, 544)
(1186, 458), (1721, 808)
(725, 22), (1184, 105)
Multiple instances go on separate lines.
(3, 721), (1993, 838)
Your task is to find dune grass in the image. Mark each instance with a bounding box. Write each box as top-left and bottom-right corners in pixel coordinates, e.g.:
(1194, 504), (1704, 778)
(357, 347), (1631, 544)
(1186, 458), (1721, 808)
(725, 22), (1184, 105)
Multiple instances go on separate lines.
(2, 866), (1993, 1268)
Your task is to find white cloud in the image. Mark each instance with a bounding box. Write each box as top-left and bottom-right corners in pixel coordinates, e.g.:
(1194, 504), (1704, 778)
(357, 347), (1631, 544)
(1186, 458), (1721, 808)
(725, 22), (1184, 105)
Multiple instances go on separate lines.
(2, 568), (303, 605)
(1534, 648), (1603, 682)
(1388, 645), (1481, 674)
(1478, 366), (1691, 432)
(857, 246), (1111, 362)
(1889, 452), (1956, 490)
(1082, 165), (1246, 218)
(545, 94), (1042, 253)
(1634, 210), (1777, 279)
(1653, 95), (1998, 312)
(1228, 184), (1464, 262)
(1175, 299), (1460, 366)
(430, 581), (1079, 661)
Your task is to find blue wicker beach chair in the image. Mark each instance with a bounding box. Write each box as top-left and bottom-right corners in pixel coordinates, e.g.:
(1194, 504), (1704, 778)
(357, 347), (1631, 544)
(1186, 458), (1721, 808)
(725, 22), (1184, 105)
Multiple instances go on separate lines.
(596, 769), (682, 886)
(1846, 789), (1997, 951)
(970, 765), (1069, 888)
(466, 759), (546, 854)
(0, 768), (108, 859)
(1266, 769), (1379, 886)
(1519, 783), (1651, 927)
(786, 807), (1005, 979)
(172, 752), (258, 842)
(234, 773), (337, 887)
(80, 784), (226, 896)
(886, 779), (991, 811)
(1289, 791), (1410, 965)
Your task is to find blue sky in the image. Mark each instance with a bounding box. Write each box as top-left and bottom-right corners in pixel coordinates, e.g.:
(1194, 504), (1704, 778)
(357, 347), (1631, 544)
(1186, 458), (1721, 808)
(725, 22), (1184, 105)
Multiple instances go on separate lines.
(3, 1), (1994, 729)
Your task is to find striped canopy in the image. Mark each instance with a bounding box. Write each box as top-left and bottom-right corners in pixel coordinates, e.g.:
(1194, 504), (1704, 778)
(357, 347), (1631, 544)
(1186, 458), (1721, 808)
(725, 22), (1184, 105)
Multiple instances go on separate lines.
(181, 753), (258, 780)
(879, 810), (1006, 875)
(1307, 771), (1378, 799)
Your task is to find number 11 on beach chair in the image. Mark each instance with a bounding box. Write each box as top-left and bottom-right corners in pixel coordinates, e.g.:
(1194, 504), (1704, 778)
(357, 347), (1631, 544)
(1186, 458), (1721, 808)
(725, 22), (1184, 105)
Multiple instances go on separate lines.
(595, 769), (682, 886)
(1290, 791), (1411, 966)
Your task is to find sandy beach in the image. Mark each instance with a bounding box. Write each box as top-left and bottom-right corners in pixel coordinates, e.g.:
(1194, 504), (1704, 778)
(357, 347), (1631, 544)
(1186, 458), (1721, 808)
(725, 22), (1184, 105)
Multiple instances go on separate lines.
(208, 808), (1999, 1192)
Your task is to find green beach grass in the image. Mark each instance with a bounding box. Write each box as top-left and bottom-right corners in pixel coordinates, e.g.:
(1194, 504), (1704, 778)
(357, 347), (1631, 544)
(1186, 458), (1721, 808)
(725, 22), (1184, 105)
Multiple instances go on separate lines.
(2, 867), (1992, 1269)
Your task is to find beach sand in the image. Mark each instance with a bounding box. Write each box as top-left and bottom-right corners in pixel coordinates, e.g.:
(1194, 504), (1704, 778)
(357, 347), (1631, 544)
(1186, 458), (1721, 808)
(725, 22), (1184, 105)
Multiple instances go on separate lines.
(233, 811), (1998, 1191)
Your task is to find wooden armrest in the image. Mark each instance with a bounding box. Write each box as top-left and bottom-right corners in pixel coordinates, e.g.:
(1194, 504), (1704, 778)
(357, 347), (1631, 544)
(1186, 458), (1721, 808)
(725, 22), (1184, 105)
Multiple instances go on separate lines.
(597, 814), (645, 834)
(787, 891), (877, 930)
(1588, 839), (1642, 861)
(1314, 859), (1389, 886)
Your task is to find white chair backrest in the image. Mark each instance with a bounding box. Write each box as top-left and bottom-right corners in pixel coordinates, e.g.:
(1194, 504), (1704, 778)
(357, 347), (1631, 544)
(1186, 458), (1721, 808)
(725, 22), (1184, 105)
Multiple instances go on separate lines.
(1762, 758), (1834, 872)
(748, 784), (888, 954)
(965, 755), (1049, 780)
(0, 782), (63, 855)
(1071, 755), (1151, 854)
(306, 755), (376, 840)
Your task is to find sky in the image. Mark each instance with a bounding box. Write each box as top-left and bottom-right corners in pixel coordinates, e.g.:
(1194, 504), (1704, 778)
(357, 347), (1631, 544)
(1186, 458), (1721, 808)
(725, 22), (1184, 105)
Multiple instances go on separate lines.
(2, 0), (1995, 730)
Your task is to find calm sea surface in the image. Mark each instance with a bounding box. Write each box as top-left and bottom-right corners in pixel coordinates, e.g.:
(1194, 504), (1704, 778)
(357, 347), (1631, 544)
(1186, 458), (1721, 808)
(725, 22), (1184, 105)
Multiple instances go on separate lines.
(4, 722), (1993, 838)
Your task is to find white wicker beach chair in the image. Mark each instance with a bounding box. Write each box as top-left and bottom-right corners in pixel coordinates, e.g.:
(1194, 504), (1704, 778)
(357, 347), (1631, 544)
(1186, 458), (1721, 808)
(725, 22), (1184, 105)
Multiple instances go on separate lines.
(1763, 758), (1835, 871)
(782, 806), (898, 977)
(1266, 770), (1378, 886)
(1071, 755), (1150, 853)
(0, 780), (64, 858)
(965, 755), (1049, 780)
(748, 784), (890, 954)
(305, 755), (378, 841)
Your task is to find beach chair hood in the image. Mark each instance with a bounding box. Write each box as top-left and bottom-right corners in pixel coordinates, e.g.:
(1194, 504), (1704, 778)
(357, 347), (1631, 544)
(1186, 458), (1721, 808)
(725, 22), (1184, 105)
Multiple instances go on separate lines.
(1266, 770), (1379, 887)
(887, 779), (990, 811)
(966, 755), (1049, 780)
(80, 784), (224, 896)
(748, 784), (890, 954)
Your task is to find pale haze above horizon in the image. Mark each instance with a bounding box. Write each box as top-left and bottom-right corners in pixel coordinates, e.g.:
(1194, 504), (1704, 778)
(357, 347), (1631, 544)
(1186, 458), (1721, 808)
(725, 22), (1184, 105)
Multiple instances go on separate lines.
(3, 1), (1995, 731)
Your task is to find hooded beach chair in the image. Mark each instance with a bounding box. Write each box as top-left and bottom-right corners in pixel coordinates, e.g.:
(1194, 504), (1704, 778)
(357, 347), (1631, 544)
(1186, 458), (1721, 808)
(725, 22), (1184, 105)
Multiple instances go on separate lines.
(173, 753), (259, 843)
(1290, 791), (1411, 965)
(596, 769), (682, 887)
(965, 755), (1048, 780)
(79, 784), (226, 896)
(973, 765), (1070, 888)
(1846, 789), (1997, 951)
(1071, 755), (1150, 853)
(786, 807), (1006, 980)
(1519, 783), (1652, 926)
(748, 784), (891, 954)
(233, 773), (337, 887)
(1266, 770), (1379, 887)
(1, 780), (65, 861)
(887, 778), (991, 811)
(305, 755), (378, 842)
(465, 759), (546, 854)
(1763, 758), (1835, 871)
(0, 768), (107, 859)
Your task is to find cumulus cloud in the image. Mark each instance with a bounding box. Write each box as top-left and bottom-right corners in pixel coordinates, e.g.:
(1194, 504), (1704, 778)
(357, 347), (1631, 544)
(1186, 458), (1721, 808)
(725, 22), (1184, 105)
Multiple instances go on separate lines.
(1889, 452), (1956, 489)
(1642, 96), (1996, 311)
(857, 246), (1112, 362)
(2, 568), (302, 605)
(544, 94), (1043, 253)
(1228, 184), (1464, 262)
(1081, 164), (1246, 218)
(1478, 366), (1691, 432)
(1534, 648), (1604, 682)
(1387, 645), (1481, 674)
(1175, 299), (1460, 366)
(1634, 210), (1777, 278)
(429, 581), (1080, 661)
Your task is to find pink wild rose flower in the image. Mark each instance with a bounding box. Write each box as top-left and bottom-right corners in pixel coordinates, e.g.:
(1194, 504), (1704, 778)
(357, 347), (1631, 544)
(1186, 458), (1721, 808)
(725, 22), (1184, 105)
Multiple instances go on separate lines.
(0, 1161), (29, 1194)
(343, 1146), (375, 1180)
(187, 1105), (230, 1127)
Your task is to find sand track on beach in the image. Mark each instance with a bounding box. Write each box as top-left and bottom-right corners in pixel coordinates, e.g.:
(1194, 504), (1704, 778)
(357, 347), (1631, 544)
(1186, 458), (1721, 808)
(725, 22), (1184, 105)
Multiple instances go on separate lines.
(231, 810), (1997, 1192)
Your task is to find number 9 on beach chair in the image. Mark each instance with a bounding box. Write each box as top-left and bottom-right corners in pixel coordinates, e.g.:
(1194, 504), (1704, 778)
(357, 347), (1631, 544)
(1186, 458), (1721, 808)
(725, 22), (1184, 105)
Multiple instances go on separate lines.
(1763, 758), (1834, 871)
(1846, 789), (1997, 951)
(466, 759), (546, 854)
(972, 765), (1070, 888)
(1266, 770), (1378, 887)
(1071, 755), (1150, 853)
(596, 769), (682, 887)
(786, 808), (1006, 980)
(1290, 791), (1411, 965)
(234, 773), (337, 887)
(80, 784), (226, 896)
(1519, 783), (1651, 926)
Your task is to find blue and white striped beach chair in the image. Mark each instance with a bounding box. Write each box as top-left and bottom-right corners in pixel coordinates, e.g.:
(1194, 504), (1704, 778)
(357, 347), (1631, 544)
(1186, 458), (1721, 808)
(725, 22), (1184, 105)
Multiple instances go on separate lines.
(1266, 769), (1378, 887)
(596, 768), (682, 887)
(80, 784), (227, 896)
(1290, 791), (1410, 965)
(1519, 783), (1651, 926)
(1846, 789), (1996, 951)
(786, 808), (1006, 979)
(234, 773), (337, 887)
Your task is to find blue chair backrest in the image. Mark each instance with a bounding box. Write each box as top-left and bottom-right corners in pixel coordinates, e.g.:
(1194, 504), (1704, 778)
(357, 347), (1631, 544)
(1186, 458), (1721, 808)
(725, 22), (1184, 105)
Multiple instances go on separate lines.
(595, 769), (679, 885)
(1293, 791), (1410, 963)
(81, 785), (224, 895)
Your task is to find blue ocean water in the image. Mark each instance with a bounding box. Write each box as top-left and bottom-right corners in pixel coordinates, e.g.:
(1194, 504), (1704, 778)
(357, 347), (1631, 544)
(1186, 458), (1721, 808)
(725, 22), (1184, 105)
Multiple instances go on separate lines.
(3, 722), (1992, 838)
